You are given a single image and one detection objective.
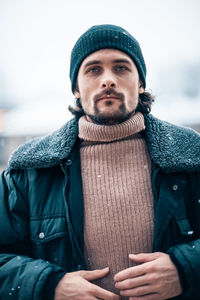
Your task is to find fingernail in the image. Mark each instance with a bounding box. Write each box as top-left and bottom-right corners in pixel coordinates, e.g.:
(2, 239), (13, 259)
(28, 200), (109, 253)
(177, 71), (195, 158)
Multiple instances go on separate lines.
(114, 274), (118, 281)
(129, 254), (135, 257)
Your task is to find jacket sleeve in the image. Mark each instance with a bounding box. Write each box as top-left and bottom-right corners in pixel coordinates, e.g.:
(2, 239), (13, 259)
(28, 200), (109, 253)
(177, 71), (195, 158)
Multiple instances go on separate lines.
(0, 169), (65, 300)
(168, 239), (200, 299)
(167, 171), (200, 299)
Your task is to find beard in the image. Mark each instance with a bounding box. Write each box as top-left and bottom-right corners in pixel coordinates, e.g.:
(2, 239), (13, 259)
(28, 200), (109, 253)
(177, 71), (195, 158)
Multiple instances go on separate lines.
(87, 102), (135, 125)
(79, 88), (137, 125)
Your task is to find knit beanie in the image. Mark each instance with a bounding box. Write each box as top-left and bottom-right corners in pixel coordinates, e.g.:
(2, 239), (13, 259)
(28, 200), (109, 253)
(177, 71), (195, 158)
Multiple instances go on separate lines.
(70, 24), (146, 92)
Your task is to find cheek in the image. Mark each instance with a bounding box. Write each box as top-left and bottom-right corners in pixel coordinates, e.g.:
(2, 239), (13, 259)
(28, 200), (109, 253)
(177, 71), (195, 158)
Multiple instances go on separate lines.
(125, 83), (138, 97)
(125, 87), (139, 109)
(80, 89), (95, 112)
(79, 81), (95, 100)
(78, 84), (89, 102)
(79, 80), (98, 106)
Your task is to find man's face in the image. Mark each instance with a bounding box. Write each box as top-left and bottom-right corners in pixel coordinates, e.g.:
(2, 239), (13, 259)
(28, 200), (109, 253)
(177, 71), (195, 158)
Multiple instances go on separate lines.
(74, 49), (144, 125)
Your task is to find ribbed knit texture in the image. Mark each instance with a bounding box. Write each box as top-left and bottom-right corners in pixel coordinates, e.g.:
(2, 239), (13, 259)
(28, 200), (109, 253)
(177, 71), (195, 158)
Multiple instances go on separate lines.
(79, 112), (154, 298)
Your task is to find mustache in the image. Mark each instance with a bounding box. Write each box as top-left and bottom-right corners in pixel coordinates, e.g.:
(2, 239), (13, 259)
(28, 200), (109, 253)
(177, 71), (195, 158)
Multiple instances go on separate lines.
(94, 88), (124, 103)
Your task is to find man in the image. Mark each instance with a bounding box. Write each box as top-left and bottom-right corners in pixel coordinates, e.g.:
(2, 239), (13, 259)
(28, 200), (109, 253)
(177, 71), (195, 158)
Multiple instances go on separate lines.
(0, 24), (200, 300)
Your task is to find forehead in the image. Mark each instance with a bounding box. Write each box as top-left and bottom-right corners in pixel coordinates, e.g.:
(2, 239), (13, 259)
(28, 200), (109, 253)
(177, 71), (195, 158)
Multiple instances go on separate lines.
(80, 48), (134, 68)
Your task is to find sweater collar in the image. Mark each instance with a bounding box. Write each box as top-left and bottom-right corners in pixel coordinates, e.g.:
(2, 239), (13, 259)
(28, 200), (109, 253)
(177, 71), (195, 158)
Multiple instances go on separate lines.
(78, 112), (145, 142)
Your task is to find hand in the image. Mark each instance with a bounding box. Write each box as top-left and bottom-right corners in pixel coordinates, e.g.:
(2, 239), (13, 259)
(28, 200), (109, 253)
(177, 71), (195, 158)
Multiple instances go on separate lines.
(54, 267), (120, 300)
(114, 252), (182, 300)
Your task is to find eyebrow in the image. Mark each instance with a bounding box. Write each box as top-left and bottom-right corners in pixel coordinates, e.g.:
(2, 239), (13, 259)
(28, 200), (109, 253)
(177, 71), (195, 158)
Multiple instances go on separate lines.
(83, 58), (132, 68)
(84, 60), (102, 68)
(112, 59), (132, 65)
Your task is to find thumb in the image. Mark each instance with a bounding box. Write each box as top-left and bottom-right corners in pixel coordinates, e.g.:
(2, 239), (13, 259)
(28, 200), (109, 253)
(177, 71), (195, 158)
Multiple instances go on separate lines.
(82, 267), (110, 281)
(129, 252), (161, 263)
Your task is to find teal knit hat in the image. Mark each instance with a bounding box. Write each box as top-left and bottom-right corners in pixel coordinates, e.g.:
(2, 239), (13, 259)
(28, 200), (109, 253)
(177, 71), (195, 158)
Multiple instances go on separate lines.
(70, 24), (146, 92)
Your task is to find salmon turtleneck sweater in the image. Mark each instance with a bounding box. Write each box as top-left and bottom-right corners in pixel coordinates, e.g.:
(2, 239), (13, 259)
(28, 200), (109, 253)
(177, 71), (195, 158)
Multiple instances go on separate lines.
(78, 112), (154, 298)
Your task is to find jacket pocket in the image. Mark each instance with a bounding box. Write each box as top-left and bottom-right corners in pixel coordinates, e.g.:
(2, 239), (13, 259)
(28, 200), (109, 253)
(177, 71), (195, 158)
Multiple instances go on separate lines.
(30, 216), (71, 269)
(30, 216), (67, 244)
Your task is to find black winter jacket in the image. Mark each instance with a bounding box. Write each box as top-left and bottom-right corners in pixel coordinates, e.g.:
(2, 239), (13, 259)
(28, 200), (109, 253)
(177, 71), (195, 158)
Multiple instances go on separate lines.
(0, 114), (200, 300)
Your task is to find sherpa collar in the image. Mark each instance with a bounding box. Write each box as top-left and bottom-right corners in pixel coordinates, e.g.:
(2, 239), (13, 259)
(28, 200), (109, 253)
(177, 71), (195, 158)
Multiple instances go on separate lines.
(144, 114), (200, 172)
(8, 118), (79, 170)
(8, 114), (200, 173)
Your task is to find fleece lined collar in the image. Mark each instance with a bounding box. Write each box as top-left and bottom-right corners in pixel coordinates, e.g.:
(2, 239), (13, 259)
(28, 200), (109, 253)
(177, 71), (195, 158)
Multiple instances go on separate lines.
(144, 114), (200, 173)
(8, 118), (79, 170)
(8, 114), (200, 173)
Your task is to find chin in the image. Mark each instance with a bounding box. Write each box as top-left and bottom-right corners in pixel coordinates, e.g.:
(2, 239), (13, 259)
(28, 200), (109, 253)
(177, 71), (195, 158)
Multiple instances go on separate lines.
(88, 111), (133, 125)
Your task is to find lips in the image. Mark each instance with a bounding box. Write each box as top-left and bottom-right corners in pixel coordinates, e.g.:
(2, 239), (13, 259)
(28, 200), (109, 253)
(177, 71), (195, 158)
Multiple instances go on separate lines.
(94, 88), (124, 104)
(97, 95), (121, 102)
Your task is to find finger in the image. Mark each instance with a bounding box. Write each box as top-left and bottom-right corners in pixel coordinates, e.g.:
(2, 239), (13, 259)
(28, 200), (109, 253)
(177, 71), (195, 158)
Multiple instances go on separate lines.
(129, 252), (161, 263)
(82, 267), (110, 281)
(92, 284), (120, 300)
(115, 274), (149, 290)
(129, 293), (160, 300)
(114, 264), (146, 282)
(119, 284), (154, 297)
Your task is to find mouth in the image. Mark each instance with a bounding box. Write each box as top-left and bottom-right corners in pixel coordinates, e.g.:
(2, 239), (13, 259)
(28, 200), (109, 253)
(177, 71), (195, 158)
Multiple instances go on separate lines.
(97, 95), (121, 102)
(94, 89), (124, 105)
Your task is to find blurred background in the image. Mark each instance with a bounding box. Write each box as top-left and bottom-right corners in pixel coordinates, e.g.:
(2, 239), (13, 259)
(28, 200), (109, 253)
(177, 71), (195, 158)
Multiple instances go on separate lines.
(0, 0), (200, 172)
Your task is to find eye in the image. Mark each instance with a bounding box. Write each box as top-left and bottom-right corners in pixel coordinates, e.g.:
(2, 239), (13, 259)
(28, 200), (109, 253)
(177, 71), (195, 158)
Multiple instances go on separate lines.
(86, 66), (101, 74)
(115, 65), (128, 72)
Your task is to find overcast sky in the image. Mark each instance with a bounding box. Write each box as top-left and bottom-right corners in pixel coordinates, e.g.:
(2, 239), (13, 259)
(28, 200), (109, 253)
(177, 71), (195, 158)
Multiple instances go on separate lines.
(0, 0), (200, 134)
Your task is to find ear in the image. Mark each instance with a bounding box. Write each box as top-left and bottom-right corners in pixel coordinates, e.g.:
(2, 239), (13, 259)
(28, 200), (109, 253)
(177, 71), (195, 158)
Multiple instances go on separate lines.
(74, 90), (80, 98)
(139, 81), (144, 94)
(73, 83), (80, 98)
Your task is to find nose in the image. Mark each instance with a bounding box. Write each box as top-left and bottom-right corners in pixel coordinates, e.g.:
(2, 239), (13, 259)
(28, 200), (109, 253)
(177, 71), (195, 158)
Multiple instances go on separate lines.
(101, 73), (117, 89)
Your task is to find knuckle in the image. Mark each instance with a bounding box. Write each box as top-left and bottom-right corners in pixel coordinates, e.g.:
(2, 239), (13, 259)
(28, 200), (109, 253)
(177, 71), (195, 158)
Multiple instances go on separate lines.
(147, 273), (158, 283)
(124, 278), (133, 289)
(90, 285), (98, 294)
(146, 273), (153, 282)
(133, 287), (144, 297)
(152, 273), (159, 281)
(146, 262), (158, 273)
(77, 270), (84, 276)
(144, 264), (153, 273)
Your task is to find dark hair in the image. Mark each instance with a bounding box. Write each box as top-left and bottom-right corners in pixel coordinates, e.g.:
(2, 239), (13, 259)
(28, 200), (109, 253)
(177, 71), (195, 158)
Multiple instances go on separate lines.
(68, 91), (155, 119)
(136, 91), (155, 114)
